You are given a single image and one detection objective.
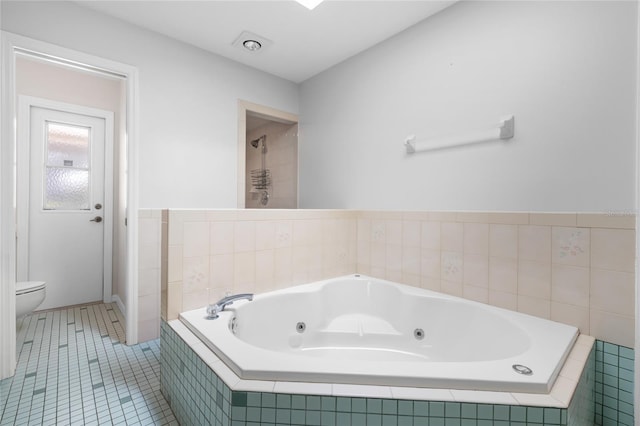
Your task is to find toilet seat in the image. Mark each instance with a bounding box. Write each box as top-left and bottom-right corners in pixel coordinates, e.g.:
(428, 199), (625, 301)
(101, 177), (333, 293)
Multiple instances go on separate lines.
(16, 281), (46, 295)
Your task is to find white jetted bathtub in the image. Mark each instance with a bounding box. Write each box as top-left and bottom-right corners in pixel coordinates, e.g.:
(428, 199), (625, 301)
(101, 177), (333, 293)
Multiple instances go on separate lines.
(180, 275), (579, 394)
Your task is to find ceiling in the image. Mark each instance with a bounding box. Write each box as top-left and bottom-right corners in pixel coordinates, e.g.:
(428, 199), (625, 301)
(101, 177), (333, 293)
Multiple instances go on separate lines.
(76, 1), (456, 83)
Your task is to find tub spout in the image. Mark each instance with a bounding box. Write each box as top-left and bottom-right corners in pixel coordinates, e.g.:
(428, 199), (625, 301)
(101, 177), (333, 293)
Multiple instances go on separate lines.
(206, 293), (253, 319)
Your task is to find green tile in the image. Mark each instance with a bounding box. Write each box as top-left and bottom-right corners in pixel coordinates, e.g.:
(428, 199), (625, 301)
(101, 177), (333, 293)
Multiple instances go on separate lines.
(445, 402), (461, 418)
(321, 411), (336, 426)
(445, 419), (461, 426)
(261, 407), (276, 423)
(477, 404), (492, 420)
(398, 415), (412, 426)
(462, 420), (478, 426)
(603, 353), (619, 367)
(262, 393), (276, 408)
(276, 408), (291, 423)
(366, 413), (382, 426)
(382, 400), (397, 415)
(620, 367), (634, 382)
(619, 346), (634, 360)
(414, 401), (429, 417)
(321, 396), (336, 411)
(543, 408), (561, 424)
(603, 363), (619, 378)
(478, 420), (492, 426)
(351, 398), (367, 413)
(232, 392), (248, 407)
(246, 407), (260, 422)
(397, 400), (412, 416)
(352, 413), (366, 426)
(336, 397), (350, 412)
(526, 407), (544, 423)
(413, 418), (428, 426)
(367, 398), (382, 414)
(336, 412), (351, 426)
(276, 394), (291, 409)
(461, 403), (476, 419)
(493, 405), (509, 421)
(619, 401), (634, 416)
(619, 389), (634, 405)
(306, 410), (321, 426)
(291, 395), (305, 410)
(382, 414), (397, 426)
(620, 357), (634, 372)
(430, 401), (445, 417)
(231, 406), (246, 421)
(291, 409), (306, 425)
(430, 418), (445, 426)
(619, 378), (633, 393)
(307, 396), (321, 410)
(603, 395), (618, 410)
(619, 412), (634, 426)
(603, 342), (619, 355)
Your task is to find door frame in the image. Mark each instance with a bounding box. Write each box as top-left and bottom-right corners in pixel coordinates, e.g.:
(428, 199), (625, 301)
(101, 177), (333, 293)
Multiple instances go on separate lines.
(1, 31), (141, 379)
(237, 99), (298, 208)
(17, 95), (115, 304)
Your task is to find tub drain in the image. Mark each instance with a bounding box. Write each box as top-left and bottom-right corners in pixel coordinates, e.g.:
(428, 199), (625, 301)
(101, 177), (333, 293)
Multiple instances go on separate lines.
(414, 328), (425, 340)
(512, 364), (533, 375)
(296, 322), (306, 333)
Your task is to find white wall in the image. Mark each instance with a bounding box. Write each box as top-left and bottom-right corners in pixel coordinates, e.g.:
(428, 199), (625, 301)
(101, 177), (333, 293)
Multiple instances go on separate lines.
(299, 1), (637, 212)
(2, 0), (299, 209)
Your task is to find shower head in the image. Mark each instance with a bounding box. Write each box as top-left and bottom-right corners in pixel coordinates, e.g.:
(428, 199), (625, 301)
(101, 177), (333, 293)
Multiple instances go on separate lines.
(249, 135), (266, 149)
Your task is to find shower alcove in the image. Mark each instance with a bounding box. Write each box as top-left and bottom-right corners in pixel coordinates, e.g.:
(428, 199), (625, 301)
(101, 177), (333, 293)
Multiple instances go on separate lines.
(238, 100), (298, 209)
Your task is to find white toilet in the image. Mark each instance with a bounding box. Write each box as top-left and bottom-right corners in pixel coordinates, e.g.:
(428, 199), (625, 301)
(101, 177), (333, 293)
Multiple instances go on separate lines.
(16, 281), (46, 318)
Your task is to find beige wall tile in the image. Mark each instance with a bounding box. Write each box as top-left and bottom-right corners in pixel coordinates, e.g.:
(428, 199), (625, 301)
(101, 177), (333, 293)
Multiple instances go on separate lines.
(551, 264), (589, 307)
(138, 293), (159, 322)
(489, 290), (517, 311)
(488, 212), (529, 225)
(401, 246), (421, 276)
(427, 212), (457, 222)
(441, 280), (463, 297)
(183, 221), (210, 257)
(441, 222), (463, 252)
(441, 252), (463, 283)
(168, 245), (183, 283)
(489, 225), (518, 259)
(274, 247), (293, 286)
(529, 213), (577, 227)
(370, 242), (386, 269)
(455, 212), (490, 223)
(210, 221), (234, 255)
(293, 219), (321, 246)
(357, 241), (371, 267)
(275, 221), (293, 248)
(420, 249), (441, 279)
(517, 295), (551, 319)
(137, 318), (160, 343)
(550, 302), (589, 335)
(401, 272), (421, 288)
(235, 221), (256, 252)
(183, 289), (208, 312)
(386, 244), (403, 274)
(420, 222), (441, 250)
(402, 220), (421, 248)
(489, 257), (517, 293)
(371, 220), (386, 243)
(321, 219), (338, 245)
(463, 223), (489, 255)
(139, 242), (160, 270)
(167, 281), (183, 320)
(463, 284), (488, 304)
(138, 268), (160, 297)
(590, 269), (634, 316)
(234, 251), (256, 290)
(385, 269), (403, 283)
(518, 225), (551, 262)
(255, 221), (276, 251)
(386, 220), (402, 245)
(255, 249), (275, 292)
(591, 228), (635, 272)
(577, 213), (635, 229)
(209, 254), (234, 289)
(551, 227), (590, 267)
(420, 276), (441, 292)
(182, 256), (209, 294)
(518, 260), (551, 300)
(357, 218), (371, 243)
(138, 217), (161, 245)
(590, 310), (634, 348)
(463, 254), (488, 288)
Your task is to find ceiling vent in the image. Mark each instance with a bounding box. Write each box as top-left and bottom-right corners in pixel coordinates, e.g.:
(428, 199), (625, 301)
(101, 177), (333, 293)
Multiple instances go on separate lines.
(233, 31), (273, 53)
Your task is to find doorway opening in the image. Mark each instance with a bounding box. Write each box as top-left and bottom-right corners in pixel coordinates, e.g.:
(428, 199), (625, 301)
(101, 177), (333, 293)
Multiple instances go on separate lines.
(237, 100), (298, 209)
(15, 55), (127, 314)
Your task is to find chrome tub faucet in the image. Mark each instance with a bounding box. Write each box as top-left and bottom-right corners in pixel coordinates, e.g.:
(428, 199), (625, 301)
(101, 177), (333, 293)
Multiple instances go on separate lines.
(206, 293), (253, 319)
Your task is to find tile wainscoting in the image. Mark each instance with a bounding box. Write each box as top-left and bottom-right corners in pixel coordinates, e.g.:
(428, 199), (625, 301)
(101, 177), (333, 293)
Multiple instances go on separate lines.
(160, 320), (599, 426)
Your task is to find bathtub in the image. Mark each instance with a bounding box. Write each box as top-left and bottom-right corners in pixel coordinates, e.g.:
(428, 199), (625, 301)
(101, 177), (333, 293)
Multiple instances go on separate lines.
(179, 274), (579, 394)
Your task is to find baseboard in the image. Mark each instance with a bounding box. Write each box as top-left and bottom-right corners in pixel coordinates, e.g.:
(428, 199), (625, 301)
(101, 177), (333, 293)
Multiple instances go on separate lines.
(111, 294), (126, 320)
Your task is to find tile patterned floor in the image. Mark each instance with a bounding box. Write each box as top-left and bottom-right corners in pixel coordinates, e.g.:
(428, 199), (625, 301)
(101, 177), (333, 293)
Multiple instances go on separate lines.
(0, 303), (178, 426)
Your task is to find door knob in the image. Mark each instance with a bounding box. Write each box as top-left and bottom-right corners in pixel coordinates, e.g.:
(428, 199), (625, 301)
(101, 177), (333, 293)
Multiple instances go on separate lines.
(90, 216), (103, 223)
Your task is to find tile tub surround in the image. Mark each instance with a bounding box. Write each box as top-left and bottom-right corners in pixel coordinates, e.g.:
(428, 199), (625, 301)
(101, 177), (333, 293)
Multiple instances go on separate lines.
(594, 341), (635, 426)
(162, 209), (358, 321)
(161, 319), (596, 426)
(157, 209), (635, 348)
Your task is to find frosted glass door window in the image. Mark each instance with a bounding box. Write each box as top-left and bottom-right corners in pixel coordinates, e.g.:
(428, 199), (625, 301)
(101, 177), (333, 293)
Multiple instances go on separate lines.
(44, 121), (91, 210)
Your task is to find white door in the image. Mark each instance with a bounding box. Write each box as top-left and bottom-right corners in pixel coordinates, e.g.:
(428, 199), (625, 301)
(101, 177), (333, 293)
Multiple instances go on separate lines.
(23, 105), (108, 310)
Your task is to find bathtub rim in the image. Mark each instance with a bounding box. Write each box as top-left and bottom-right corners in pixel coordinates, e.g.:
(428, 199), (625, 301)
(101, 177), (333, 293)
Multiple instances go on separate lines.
(167, 317), (594, 408)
